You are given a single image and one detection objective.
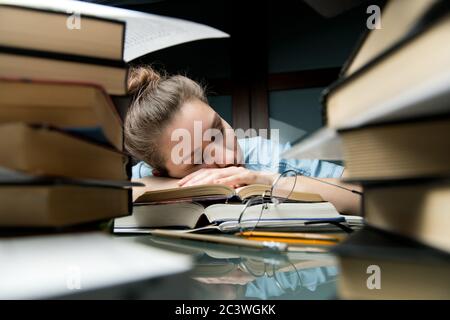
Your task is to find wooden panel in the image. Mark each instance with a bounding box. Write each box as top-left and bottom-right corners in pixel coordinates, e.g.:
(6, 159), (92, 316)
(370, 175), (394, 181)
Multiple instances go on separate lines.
(231, 83), (251, 130)
(251, 80), (269, 132)
(268, 68), (341, 91)
(230, 0), (269, 131)
(208, 67), (341, 97)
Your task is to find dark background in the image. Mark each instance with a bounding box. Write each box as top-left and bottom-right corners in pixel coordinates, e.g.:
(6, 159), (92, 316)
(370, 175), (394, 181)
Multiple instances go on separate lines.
(88, 0), (383, 145)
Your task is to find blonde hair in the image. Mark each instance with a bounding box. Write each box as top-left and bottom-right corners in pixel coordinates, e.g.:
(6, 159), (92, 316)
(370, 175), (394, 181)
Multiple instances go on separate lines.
(124, 66), (206, 174)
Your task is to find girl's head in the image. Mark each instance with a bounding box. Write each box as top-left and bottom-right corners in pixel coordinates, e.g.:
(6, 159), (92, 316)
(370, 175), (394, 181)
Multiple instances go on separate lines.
(125, 66), (240, 178)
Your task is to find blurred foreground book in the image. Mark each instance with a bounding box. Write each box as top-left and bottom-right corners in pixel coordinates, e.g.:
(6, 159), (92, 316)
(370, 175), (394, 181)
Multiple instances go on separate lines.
(0, 171), (131, 227)
(0, 232), (191, 299)
(333, 227), (450, 299)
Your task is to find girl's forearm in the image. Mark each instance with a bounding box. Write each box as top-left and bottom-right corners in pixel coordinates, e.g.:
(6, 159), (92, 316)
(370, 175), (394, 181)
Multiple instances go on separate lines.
(293, 176), (362, 215)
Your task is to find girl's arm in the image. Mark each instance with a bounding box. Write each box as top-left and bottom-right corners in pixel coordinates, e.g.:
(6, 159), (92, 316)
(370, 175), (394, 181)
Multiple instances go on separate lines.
(289, 176), (362, 215)
(178, 166), (362, 215)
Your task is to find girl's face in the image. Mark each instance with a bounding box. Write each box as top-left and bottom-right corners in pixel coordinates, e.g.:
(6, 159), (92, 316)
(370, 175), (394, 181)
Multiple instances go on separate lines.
(158, 98), (242, 178)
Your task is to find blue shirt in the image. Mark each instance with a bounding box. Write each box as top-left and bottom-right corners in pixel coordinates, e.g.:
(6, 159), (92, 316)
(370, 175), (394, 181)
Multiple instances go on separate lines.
(132, 136), (344, 179)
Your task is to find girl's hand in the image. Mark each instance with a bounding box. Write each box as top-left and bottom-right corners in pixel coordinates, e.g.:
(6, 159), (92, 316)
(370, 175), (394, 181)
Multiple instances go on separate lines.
(177, 166), (277, 188)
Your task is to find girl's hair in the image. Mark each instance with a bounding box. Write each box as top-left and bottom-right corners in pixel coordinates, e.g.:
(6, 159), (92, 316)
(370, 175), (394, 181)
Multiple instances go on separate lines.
(124, 66), (207, 174)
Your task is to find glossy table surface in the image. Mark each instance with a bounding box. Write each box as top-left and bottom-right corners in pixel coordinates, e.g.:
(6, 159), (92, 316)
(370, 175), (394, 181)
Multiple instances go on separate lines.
(113, 233), (340, 300)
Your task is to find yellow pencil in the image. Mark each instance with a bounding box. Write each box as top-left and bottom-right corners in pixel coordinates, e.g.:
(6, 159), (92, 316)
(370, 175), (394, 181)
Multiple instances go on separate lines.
(241, 236), (337, 246)
(238, 231), (343, 242)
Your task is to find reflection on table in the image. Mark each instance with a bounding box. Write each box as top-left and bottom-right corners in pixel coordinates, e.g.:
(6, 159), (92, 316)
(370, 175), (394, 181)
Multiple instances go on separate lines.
(128, 234), (340, 300)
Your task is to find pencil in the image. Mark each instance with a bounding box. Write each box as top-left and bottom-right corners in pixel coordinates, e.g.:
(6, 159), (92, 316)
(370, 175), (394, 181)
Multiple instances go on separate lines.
(241, 236), (337, 246)
(149, 229), (288, 251)
(238, 231), (343, 242)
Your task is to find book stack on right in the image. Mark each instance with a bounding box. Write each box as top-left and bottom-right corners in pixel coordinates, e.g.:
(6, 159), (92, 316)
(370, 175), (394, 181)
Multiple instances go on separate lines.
(322, 0), (450, 299)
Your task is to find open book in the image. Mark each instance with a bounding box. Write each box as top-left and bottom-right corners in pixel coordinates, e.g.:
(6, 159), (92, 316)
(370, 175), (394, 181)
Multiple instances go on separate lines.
(117, 178), (363, 233)
(114, 201), (363, 233)
(132, 176), (324, 203)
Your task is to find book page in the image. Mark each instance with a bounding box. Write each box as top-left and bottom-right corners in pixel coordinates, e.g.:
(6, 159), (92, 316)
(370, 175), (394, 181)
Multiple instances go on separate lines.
(122, 13), (229, 62)
(1, 0), (229, 62)
(132, 176), (234, 203)
(132, 176), (181, 201)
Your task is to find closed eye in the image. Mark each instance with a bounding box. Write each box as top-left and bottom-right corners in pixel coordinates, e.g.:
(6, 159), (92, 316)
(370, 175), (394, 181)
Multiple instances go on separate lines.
(211, 113), (225, 134)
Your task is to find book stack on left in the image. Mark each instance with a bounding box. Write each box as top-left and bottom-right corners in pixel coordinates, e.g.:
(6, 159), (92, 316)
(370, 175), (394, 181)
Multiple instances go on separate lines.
(0, 4), (131, 228)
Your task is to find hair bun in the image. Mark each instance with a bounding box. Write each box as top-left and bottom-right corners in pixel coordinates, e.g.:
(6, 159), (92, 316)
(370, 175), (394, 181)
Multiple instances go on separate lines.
(128, 66), (161, 94)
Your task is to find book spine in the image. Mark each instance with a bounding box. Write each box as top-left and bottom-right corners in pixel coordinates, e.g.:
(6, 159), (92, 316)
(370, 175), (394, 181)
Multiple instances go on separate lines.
(320, 0), (449, 126)
(0, 45), (126, 69)
(320, 87), (330, 126)
(338, 28), (371, 78)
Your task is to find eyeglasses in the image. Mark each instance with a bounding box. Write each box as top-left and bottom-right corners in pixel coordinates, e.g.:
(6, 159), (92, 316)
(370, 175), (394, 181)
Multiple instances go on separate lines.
(236, 170), (298, 233)
(239, 258), (337, 294)
(235, 169), (360, 234)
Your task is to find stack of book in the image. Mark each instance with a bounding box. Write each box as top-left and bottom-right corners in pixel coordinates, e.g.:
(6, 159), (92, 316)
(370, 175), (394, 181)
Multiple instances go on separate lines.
(316, 0), (450, 299)
(0, 4), (131, 227)
(0, 0), (235, 299)
(0, 0), (229, 229)
(113, 176), (363, 234)
(283, 0), (450, 299)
